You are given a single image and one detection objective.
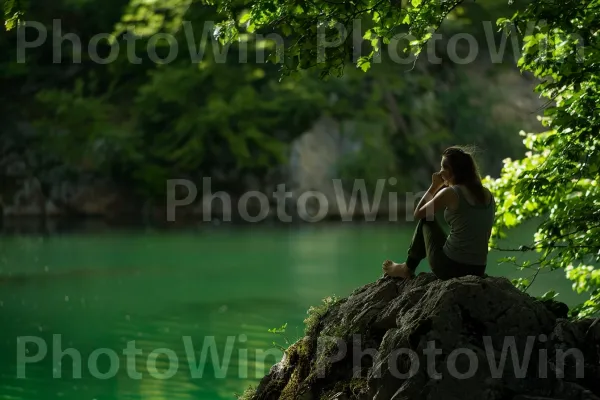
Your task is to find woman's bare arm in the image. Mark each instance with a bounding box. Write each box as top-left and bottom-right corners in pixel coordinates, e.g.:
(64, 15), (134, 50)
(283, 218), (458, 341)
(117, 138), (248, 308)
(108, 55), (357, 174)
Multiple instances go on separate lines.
(413, 185), (452, 220)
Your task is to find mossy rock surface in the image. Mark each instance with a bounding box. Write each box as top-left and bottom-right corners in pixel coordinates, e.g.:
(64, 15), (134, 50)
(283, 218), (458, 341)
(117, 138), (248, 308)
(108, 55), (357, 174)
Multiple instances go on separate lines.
(248, 273), (600, 400)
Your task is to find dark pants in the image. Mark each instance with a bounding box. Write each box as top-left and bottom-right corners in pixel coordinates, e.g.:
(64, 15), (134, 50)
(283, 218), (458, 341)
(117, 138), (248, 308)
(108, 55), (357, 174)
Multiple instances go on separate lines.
(406, 216), (486, 280)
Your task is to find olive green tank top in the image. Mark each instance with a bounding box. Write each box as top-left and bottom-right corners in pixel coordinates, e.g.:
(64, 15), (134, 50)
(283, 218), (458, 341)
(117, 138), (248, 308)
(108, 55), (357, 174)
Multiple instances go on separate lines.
(443, 185), (496, 265)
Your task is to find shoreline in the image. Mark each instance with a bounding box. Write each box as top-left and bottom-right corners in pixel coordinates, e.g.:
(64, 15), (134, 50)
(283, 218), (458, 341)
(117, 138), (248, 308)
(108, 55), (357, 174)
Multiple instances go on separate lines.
(0, 210), (424, 235)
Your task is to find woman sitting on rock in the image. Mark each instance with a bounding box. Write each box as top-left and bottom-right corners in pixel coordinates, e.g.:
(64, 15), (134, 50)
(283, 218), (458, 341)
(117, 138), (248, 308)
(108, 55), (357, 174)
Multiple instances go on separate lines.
(383, 146), (496, 280)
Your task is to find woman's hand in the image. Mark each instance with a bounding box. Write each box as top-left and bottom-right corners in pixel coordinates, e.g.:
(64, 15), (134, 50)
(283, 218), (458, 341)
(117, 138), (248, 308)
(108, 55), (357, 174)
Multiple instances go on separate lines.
(431, 172), (445, 190)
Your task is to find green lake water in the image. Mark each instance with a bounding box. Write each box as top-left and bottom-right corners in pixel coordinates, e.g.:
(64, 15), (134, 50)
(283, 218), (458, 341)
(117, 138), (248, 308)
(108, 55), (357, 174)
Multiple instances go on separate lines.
(0, 221), (582, 400)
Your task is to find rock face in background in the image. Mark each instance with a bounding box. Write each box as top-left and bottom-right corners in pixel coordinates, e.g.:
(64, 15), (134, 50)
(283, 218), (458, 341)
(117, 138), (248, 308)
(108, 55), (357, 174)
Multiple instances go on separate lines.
(289, 116), (346, 192)
(250, 274), (600, 400)
(287, 116), (375, 219)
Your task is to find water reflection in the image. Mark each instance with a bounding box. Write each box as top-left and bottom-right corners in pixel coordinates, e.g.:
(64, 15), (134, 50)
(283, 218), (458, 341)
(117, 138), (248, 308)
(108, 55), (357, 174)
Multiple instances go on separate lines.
(1, 297), (297, 399)
(0, 222), (583, 399)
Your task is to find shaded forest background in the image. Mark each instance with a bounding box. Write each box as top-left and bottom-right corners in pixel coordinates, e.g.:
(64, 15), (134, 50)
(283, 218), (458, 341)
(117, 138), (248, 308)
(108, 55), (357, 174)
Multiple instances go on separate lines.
(0, 0), (543, 221)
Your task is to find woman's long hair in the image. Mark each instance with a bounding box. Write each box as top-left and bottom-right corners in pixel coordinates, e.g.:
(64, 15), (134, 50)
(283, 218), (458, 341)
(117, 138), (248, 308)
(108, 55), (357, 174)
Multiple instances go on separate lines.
(442, 146), (487, 204)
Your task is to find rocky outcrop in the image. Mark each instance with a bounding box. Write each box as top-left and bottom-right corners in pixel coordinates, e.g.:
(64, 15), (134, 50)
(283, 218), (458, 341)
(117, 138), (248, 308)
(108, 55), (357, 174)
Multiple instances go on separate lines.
(249, 274), (600, 400)
(288, 116), (358, 219)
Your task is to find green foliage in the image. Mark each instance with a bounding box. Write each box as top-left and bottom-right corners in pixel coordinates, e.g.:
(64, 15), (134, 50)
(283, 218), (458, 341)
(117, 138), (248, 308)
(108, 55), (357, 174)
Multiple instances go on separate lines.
(268, 322), (288, 334)
(1, 0), (529, 203)
(3, 0), (27, 30)
(214, 0), (469, 78)
(3, 1), (349, 197)
(483, 0), (600, 318)
(511, 277), (531, 292)
(304, 295), (340, 335)
(538, 290), (558, 301)
(235, 385), (256, 400)
(268, 322), (292, 352)
(114, 0), (193, 36)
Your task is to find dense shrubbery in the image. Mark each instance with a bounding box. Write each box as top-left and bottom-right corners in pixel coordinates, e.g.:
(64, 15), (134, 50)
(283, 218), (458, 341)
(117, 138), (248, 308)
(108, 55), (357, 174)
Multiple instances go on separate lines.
(2, 0), (529, 202)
